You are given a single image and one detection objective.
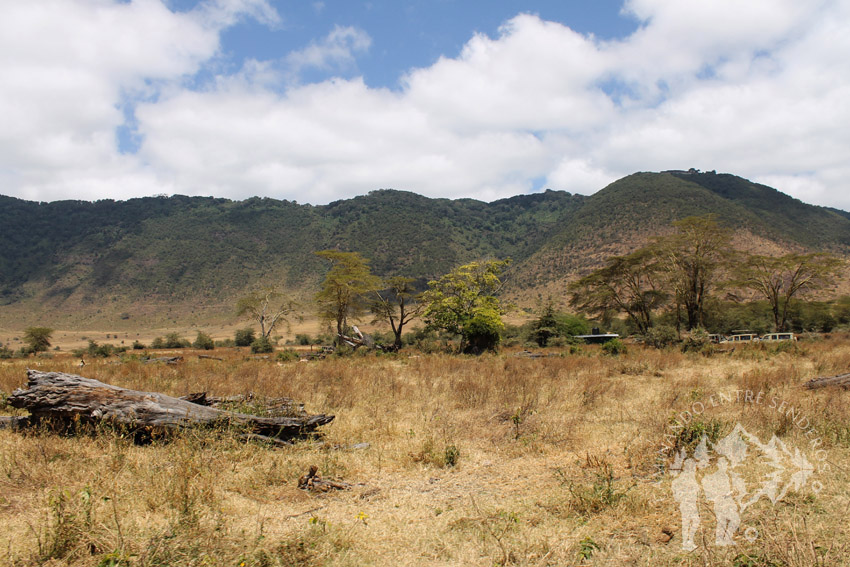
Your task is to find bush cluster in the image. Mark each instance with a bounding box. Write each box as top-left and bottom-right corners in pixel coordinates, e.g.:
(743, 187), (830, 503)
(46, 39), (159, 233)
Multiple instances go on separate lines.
(151, 332), (191, 349)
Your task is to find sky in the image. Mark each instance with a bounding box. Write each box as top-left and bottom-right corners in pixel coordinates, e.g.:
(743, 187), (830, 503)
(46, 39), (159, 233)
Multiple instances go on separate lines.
(2, 0), (850, 210)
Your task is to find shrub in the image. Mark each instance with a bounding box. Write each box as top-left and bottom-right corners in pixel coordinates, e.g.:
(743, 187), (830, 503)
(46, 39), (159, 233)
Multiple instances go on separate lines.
(0, 344), (12, 359)
(163, 332), (190, 349)
(601, 338), (627, 356)
(443, 444), (460, 467)
(23, 326), (53, 353)
(681, 328), (712, 353)
(295, 333), (311, 346)
(250, 336), (273, 354)
(462, 307), (504, 353)
(315, 333), (334, 345)
(412, 437), (460, 468)
(644, 325), (679, 349)
(577, 537), (600, 562)
(276, 349), (300, 362)
(150, 336), (165, 349)
(405, 327), (452, 353)
(369, 331), (394, 348)
(565, 459), (628, 515)
(132, 340), (146, 350)
(192, 331), (215, 350)
(529, 304), (589, 347)
(86, 340), (114, 358)
(670, 417), (727, 454)
(234, 328), (256, 347)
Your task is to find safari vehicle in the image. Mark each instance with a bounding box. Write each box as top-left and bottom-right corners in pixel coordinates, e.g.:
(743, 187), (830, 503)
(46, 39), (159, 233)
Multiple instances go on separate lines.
(708, 334), (725, 343)
(722, 332), (759, 343)
(760, 332), (797, 342)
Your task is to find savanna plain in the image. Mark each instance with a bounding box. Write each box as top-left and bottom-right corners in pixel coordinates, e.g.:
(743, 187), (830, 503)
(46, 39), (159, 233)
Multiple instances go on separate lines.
(2, 338), (849, 566)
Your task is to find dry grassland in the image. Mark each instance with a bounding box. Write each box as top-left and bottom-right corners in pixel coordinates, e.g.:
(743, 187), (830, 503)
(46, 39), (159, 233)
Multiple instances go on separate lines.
(1, 338), (849, 566)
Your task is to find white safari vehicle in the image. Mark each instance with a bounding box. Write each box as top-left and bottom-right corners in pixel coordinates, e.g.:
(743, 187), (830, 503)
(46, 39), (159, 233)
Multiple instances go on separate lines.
(722, 333), (760, 343)
(760, 332), (797, 342)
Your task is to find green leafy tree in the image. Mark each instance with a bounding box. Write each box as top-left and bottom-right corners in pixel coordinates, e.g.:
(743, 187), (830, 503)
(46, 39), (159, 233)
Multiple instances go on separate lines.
(163, 332), (189, 348)
(23, 327), (53, 353)
(371, 276), (424, 350)
(193, 331), (215, 350)
(569, 248), (666, 334)
(657, 215), (730, 330)
(315, 250), (381, 339)
(250, 336), (274, 353)
(85, 340), (119, 358)
(234, 328), (256, 347)
(236, 287), (296, 340)
(422, 259), (510, 353)
(735, 252), (843, 332)
(530, 299), (589, 347)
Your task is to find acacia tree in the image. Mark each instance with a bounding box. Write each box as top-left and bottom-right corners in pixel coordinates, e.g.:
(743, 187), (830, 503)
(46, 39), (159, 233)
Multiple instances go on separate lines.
(236, 287), (297, 340)
(530, 297), (589, 347)
(421, 259), (510, 353)
(315, 250), (381, 339)
(371, 276), (423, 350)
(23, 327), (53, 353)
(657, 215), (730, 330)
(736, 252), (843, 331)
(569, 247), (666, 334)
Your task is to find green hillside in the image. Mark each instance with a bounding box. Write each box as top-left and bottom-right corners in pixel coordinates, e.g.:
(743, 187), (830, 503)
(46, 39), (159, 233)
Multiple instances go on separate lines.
(510, 171), (850, 291)
(1, 171), (848, 326)
(0, 189), (584, 315)
(668, 171), (850, 247)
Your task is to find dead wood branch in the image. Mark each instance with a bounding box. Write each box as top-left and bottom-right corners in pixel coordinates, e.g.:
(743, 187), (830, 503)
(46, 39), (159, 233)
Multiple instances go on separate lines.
(179, 392), (306, 417)
(298, 465), (351, 492)
(8, 370), (333, 441)
(142, 356), (183, 365)
(338, 325), (382, 350)
(803, 372), (850, 390)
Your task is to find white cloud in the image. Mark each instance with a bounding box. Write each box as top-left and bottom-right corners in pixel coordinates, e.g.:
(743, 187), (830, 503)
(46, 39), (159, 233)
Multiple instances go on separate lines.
(285, 25), (371, 80)
(2, 0), (850, 212)
(198, 0), (280, 28)
(0, 0), (278, 201)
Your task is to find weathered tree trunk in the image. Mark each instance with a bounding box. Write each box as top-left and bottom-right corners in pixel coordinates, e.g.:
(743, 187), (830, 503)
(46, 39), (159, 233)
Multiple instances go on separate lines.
(338, 325), (381, 350)
(803, 372), (850, 390)
(179, 392), (306, 417)
(8, 370), (333, 440)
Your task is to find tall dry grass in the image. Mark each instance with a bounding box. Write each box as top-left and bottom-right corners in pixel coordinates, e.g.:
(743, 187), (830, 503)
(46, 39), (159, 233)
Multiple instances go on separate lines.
(1, 337), (849, 566)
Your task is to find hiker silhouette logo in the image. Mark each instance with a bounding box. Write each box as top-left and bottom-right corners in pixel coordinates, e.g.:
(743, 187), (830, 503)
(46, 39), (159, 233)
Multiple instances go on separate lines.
(670, 424), (816, 550)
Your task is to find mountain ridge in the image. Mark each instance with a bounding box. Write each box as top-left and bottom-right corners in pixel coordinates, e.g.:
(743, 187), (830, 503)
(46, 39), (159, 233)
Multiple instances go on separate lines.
(1, 171), (848, 328)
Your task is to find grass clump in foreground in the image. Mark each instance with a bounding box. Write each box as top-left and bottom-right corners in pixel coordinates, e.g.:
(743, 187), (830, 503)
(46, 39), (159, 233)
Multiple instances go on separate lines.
(0, 336), (849, 565)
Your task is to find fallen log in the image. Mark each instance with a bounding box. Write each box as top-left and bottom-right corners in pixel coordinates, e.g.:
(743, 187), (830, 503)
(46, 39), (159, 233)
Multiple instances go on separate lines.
(179, 392), (306, 417)
(142, 356), (183, 365)
(8, 370), (333, 441)
(803, 372), (850, 390)
(337, 325), (387, 351)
